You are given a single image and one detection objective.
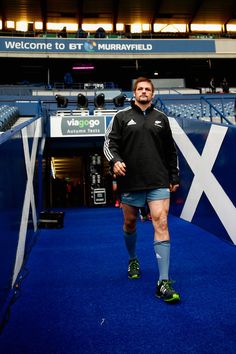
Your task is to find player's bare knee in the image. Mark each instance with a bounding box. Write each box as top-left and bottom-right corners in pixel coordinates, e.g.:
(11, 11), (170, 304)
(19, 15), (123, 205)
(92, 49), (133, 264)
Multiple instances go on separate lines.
(152, 215), (168, 231)
(124, 218), (136, 233)
(160, 216), (168, 231)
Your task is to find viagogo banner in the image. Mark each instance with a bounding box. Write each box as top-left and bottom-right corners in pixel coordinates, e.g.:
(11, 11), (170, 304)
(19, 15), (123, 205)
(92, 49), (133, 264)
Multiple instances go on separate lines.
(0, 37), (216, 55)
(50, 115), (106, 137)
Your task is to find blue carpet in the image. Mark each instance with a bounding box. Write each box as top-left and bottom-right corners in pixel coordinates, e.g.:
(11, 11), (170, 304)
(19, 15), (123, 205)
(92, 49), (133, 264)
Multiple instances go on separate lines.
(0, 207), (235, 354)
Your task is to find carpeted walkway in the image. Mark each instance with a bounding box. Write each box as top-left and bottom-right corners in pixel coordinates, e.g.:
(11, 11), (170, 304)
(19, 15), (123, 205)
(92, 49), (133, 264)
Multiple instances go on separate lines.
(0, 207), (235, 354)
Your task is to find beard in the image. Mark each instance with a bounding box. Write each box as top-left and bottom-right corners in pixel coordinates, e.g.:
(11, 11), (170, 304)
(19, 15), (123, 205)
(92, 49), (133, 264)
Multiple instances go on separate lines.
(136, 96), (152, 105)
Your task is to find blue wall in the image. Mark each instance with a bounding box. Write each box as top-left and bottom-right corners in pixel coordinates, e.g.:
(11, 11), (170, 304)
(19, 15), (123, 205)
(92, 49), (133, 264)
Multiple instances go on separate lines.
(0, 116), (43, 321)
(170, 117), (236, 245)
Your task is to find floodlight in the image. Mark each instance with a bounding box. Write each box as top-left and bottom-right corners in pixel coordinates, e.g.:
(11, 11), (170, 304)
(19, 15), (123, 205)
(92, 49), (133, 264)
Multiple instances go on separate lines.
(94, 93), (105, 109)
(55, 94), (68, 108)
(113, 93), (127, 107)
(77, 93), (88, 109)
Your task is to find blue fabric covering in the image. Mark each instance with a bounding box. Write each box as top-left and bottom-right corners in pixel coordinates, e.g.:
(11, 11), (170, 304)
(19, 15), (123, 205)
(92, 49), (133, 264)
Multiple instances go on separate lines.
(0, 207), (235, 354)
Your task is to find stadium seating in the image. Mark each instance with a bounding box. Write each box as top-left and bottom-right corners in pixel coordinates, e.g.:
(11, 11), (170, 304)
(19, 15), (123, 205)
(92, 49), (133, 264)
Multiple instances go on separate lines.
(158, 98), (236, 124)
(0, 105), (19, 131)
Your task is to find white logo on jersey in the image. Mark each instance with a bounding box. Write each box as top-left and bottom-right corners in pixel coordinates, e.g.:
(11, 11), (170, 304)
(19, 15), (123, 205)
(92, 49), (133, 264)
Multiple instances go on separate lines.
(127, 119), (136, 126)
(154, 120), (162, 127)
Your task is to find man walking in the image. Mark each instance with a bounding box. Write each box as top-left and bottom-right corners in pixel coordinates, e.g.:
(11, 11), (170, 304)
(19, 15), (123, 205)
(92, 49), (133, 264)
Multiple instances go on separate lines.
(104, 77), (180, 303)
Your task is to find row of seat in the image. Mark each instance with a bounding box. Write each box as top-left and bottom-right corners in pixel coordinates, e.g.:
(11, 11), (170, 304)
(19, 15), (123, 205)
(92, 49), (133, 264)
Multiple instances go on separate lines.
(0, 105), (19, 131)
(164, 100), (236, 124)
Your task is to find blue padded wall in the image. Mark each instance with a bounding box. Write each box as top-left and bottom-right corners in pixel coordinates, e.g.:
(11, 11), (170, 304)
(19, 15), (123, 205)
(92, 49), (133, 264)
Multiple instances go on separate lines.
(0, 116), (43, 320)
(170, 117), (236, 245)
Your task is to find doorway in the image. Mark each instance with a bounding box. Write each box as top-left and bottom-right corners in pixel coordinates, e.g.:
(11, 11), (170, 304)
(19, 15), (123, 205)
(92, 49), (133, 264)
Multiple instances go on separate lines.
(47, 152), (112, 208)
(50, 155), (86, 207)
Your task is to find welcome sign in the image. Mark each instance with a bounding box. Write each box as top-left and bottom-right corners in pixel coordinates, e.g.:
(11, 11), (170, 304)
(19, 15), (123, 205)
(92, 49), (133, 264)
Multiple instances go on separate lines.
(0, 37), (216, 55)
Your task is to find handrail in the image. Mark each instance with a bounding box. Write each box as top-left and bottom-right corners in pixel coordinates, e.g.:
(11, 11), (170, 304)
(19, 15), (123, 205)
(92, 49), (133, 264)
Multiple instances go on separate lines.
(200, 96), (233, 125)
(154, 97), (169, 115)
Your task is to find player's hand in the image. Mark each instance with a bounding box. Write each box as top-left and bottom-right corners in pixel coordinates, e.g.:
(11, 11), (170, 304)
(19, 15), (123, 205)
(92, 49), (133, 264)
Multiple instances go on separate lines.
(113, 161), (126, 176)
(169, 184), (179, 192)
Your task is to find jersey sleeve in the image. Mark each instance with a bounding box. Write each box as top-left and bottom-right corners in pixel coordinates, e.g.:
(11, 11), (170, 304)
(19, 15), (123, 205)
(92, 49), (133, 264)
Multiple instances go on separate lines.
(103, 114), (124, 167)
(164, 116), (180, 185)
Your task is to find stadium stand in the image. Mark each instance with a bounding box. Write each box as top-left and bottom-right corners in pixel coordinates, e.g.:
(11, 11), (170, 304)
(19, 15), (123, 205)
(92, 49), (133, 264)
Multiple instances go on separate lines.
(0, 105), (19, 131)
(1, 1), (236, 352)
(155, 95), (236, 124)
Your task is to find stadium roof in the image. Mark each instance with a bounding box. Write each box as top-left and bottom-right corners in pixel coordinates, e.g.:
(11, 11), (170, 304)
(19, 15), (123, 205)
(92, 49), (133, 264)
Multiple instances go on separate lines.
(1, 0), (236, 27)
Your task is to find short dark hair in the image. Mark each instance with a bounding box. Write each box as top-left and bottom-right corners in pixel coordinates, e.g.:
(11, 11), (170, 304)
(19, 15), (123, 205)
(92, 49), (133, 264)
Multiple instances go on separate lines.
(133, 77), (154, 92)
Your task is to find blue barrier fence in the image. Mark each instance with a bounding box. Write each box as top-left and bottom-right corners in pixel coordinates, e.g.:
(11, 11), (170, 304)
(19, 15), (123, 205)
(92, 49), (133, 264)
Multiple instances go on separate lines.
(0, 113), (43, 326)
(170, 117), (236, 245)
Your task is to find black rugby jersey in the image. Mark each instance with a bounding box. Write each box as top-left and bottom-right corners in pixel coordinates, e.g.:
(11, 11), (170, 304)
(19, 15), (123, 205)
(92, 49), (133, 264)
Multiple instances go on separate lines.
(104, 102), (180, 193)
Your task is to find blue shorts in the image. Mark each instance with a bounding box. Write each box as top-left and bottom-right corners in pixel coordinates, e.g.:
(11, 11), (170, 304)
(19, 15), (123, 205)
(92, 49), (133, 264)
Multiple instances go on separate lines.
(121, 188), (170, 208)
